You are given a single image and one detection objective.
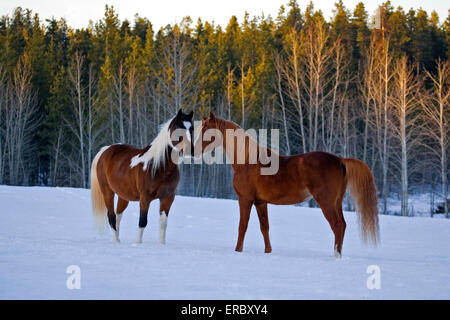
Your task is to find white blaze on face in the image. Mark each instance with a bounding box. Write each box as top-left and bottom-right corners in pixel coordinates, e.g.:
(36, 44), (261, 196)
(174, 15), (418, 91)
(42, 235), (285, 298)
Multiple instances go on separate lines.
(167, 127), (180, 151)
(193, 121), (203, 145)
(183, 121), (192, 142)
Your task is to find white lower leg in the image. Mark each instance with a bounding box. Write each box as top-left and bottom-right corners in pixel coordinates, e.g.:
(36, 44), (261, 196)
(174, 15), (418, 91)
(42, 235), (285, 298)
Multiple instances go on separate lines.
(136, 227), (145, 244)
(334, 244), (341, 258)
(159, 211), (168, 244)
(113, 214), (122, 242)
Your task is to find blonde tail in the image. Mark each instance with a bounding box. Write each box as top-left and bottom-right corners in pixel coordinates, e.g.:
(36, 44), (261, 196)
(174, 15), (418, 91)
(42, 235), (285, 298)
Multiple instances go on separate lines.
(342, 158), (380, 245)
(91, 146), (109, 230)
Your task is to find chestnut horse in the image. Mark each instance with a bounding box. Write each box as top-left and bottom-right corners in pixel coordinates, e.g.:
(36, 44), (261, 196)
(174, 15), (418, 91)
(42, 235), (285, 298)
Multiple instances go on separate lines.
(90, 109), (194, 244)
(195, 112), (379, 257)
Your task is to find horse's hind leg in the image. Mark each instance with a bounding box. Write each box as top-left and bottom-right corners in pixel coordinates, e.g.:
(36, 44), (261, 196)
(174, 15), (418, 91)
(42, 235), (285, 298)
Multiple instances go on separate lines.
(159, 194), (175, 244)
(311, 190), (346, 258)
(320, 202), (345, 258)
(335, 182), (347, 257)
(255, 202), (272, 253)
(102, 189), (119, 242)
(114, 197), (129, 242)
(335, 201), (346, 257)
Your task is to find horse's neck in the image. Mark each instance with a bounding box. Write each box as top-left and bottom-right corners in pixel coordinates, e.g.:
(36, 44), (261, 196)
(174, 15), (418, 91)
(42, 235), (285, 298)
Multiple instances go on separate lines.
(219, 121), (267, 169)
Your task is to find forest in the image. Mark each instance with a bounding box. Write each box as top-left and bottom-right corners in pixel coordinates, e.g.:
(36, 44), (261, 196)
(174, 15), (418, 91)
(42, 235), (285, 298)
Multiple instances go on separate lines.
(0, 1), (448, 217)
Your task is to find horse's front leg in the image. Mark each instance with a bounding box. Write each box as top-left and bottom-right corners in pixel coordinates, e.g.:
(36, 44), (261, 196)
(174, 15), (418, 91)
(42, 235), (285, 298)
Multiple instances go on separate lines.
(136, 196), (152, 244)
(255, 202), (272, 253)
(159, 194), (175, 244)
(235, 198), (253, 252)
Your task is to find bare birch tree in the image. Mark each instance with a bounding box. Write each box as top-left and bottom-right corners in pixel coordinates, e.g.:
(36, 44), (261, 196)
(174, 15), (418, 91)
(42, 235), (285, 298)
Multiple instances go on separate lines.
(4, 54), (40, 185)
(274, 53), (291, 154)
(421, 59), (450, 218)
(301, 17), (333, 151)
(156, 24), (199, 115)
(67, 51), (87, 188)
(359, 36), (377, 165)
(326, 39), (350, 153)
(390, 56), (422, 216)
(368, 34), (393, 215)
(112, 62), (126, 143)
(126, 61), (137, 145)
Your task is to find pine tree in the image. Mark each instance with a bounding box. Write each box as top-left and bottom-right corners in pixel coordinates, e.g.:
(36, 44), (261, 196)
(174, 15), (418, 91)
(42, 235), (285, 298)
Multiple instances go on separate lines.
(444, 10), (450, 59)
(429, 11), (447, 65)
(352, 2), (370, 63)
(388, 7), (410, 58)
(411, 9), (433, 70)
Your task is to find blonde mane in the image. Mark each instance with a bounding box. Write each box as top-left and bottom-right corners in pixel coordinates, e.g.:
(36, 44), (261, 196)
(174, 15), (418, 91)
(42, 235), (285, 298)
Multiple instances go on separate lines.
(130, 117), (174, 174)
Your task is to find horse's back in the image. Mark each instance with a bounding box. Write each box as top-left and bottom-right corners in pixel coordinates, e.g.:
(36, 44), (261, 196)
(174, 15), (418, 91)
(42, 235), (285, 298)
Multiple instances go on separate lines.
(96, 144), (148, 201)
(245, 151), (345, 205)
(297, 151), (343, 173)
(99, 144), (147, 168)
(102, 143), (145, 158)
(294, 151), (347, 198)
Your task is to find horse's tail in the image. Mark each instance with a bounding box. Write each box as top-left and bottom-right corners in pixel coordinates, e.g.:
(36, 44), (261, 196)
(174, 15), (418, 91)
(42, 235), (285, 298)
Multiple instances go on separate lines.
(91, 146), (109, 230)
(342, 158), (380, 245)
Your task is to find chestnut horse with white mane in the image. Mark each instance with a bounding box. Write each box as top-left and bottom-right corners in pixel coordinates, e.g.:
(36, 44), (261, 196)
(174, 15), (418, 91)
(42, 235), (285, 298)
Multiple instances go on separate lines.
(91, 109), (194, 244)
(196, 112), (379, 257)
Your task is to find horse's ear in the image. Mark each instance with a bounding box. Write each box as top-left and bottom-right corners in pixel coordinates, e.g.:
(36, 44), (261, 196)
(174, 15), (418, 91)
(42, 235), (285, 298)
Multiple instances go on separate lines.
(209, 111), (216, 120)
(188, 110), (194, 119)
(176, 108), (183, 118)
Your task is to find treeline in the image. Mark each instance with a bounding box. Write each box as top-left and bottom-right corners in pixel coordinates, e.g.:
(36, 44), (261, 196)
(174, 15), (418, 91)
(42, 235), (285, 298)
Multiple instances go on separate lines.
(0, 1), (448, 217)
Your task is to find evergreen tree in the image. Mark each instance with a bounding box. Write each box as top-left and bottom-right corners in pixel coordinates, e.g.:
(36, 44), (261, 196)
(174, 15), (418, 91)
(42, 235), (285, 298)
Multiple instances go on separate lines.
(388, 7), (410, 58)
(411, 9), (433, 69)
(352, 2), (370, 63)
(445, 10), (450, 58)
(429, 11), (447, 65)
(0, 3), (448, 213)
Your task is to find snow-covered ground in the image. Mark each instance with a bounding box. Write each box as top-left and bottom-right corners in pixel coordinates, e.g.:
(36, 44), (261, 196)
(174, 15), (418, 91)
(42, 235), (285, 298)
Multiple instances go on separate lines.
(385, 191), (446, 217)
(0, 185), (449, 299)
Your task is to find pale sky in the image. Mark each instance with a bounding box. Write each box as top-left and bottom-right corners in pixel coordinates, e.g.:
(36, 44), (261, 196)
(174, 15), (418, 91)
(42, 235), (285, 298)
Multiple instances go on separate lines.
(1, 0), (448, 30)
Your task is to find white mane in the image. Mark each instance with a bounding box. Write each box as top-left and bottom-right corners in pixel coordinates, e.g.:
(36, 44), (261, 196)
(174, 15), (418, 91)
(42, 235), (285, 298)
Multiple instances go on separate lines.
(130, 117), (174, 174)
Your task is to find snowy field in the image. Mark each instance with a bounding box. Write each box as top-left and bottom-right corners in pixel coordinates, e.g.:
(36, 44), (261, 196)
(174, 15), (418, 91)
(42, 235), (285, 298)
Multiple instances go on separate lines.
(0, 185), (449, 299)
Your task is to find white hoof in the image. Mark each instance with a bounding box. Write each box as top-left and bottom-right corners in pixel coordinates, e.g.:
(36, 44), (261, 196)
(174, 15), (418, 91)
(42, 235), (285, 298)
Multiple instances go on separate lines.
(136, 227), (144, 244)
(159, 211), (168, 245)
(113, 231), (120, 243)
(334, 245), (342, 258)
